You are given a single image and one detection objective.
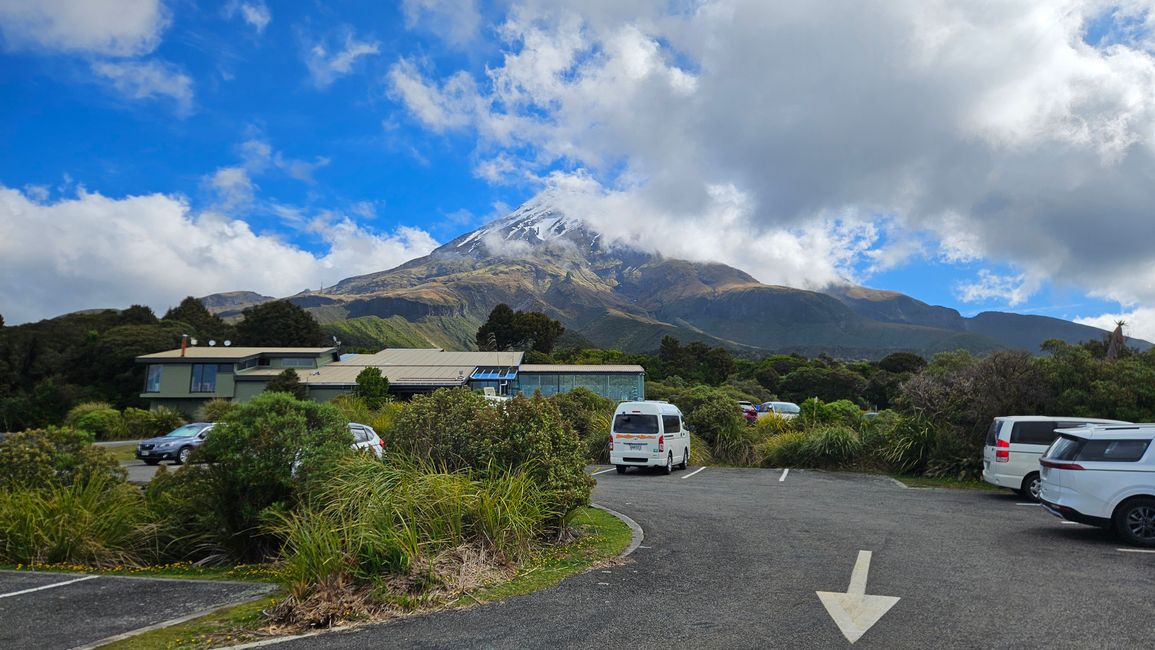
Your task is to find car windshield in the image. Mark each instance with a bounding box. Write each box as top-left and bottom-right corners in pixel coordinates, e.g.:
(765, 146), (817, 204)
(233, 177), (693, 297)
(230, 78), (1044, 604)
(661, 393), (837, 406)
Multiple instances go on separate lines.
(614, 414), (659, 434)
(165, 424), (205, 438)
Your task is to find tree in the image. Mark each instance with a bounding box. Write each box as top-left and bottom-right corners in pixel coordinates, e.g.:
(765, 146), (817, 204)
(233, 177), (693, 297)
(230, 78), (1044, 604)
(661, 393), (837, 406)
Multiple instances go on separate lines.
(878, 352), (927, 374)
(119, 304), (158, 325)
(265, 369), (306, 399)
(354, 367), (390, 409)
(237, 301), (324, 347)
(514, 310), (565, 354)
(475, 304), (565, 354)
(754, 365), (780, 392)
(164, 296), (235, 340)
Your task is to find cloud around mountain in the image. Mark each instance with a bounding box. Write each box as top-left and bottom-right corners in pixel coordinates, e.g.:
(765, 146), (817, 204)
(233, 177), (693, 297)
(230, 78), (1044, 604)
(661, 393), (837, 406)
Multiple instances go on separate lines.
(390, 0), (1155, 317)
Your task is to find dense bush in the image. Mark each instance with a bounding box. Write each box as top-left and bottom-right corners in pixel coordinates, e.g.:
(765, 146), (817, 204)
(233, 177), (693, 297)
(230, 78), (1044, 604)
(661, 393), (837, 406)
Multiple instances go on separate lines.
(391, 388), (592, 519)
(65, 402), (124, 440)
(551, 388), (615, 463)
(197, 398), (236, 422)
(169, 392), (354, 561)
(0, 427), (123, 491)
(271, 455), (559, 626)
(0, 475), (153, 567)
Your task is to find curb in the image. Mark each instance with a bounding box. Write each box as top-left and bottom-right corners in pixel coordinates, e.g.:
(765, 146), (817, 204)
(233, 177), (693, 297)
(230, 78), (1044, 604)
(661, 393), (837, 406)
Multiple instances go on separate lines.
(590, 503), (644, 558)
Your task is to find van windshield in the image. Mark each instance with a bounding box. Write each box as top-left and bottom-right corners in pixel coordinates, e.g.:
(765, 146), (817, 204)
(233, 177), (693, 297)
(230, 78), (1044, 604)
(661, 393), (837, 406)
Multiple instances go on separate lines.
(614, 414), (660, 434)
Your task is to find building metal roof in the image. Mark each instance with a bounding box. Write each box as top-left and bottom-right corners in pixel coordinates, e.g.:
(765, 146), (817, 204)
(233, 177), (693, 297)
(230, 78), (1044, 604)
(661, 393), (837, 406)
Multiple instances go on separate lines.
(346, 349), (524, 367)
(519, 364), (645, 373)
(235, 364), (472, 387)
(137, 347), (336, 362)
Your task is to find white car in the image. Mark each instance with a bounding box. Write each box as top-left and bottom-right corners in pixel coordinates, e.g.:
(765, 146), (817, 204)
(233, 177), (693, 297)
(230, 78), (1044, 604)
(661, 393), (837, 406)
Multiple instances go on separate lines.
(757, 401), (801, 419)
(609, 401), (690, 475)
(349, 423), (384, 458)
(1039, 424), (1155, 547)
(981, 416), (1127, 501)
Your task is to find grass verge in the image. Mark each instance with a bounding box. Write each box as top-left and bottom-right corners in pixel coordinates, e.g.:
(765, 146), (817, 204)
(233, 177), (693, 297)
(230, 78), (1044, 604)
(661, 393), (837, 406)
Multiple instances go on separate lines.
(91, 505), (631, 649)
(103, 444), (139, 463)
(99, 593), (283, 650)
(1, 561), (278, 582)
(891, 475), (1002, 491)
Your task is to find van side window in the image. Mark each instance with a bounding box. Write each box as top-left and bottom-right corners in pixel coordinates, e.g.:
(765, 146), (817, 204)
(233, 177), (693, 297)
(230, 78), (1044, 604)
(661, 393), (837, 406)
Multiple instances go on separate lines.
(1011, 421), (1057, 445)
(662, 415), (681, 433)
(1076, 440), (1150, 462)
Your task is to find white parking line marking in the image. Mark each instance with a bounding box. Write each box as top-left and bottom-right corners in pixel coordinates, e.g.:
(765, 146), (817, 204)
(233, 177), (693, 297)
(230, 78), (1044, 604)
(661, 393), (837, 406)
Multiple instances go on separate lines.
(1015, 503), (1040, 506)
(1060, 521), (1080, 525)
(779, 468), (790, 482)
(1117, 548), (1155, 554)
(681, 466), (706, 480)
(591, 468), (615, 476)
(0, 574), (98, 599)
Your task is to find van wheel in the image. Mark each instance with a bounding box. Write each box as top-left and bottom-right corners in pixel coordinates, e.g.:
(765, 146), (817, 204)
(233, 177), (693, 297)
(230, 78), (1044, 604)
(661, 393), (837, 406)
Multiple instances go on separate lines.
(680, 449), (689, 470)
(662, 452), (673, 475)
(1019, 472), (1041, 502)
(1114, 497), (1155, 548)
(615, 465), (627, 474)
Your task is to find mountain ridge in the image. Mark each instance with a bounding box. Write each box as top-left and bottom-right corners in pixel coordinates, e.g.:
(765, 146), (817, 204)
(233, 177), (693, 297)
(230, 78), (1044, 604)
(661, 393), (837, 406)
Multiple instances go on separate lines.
(200, 199), (1147, 357)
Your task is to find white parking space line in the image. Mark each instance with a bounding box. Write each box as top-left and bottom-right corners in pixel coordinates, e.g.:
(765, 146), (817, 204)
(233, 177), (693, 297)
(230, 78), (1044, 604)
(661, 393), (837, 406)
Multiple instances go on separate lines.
(0, 574), (98, 599)
(681, 466), (706, 480)
(1117, 548), (1155, 554)
(779, 468), (790, 482)
(1015, 503), (1040, 506)
(1060, 521), (1080, 525)
(591, 468), (615, 476)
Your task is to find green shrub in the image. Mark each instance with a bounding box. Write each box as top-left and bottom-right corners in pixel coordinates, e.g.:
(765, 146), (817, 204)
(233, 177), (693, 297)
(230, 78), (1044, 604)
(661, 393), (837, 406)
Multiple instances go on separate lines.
(757, 430), (810, 467)
(197, 399), (236, 422)
(754, 414), (800, 437)
(147, 407), (187, 437)
(881, 414), (938, 474)
(0, 427), (124, 491)
(682, 390), (745, 446)
(65, 402), (125, 440)
(688, 433), (715, 465)
(273, 454), (557, 619)
(0, 475), (153, 567)
(712, 423), (762, 466)
(552, 388), (615, 463)
(391, 388), (591, 519)
(183, 392), (353, 562)
(800, 426), (863, 467)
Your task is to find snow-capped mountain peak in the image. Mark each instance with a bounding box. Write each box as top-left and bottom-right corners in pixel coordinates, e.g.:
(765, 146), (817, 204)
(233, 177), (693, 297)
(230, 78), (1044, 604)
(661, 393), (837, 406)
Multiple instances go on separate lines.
(444, 193), (601, 257)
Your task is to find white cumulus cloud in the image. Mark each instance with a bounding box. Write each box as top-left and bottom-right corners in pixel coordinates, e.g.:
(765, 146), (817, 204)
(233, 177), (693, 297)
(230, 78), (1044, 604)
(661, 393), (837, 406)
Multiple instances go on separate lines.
(0, 0), (167, 56)
(224, 0), (270, 35)
(388, 0), (1155, 306)
(0, 186), (439, 324)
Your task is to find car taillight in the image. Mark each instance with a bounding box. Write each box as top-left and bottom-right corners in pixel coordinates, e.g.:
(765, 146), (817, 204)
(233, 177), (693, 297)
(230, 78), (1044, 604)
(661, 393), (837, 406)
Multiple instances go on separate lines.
(378, 438), (384, 449)
(608, 436), (614, 451)
(1040, 459), (1084, 470)
(658, 435), (664, 452)
(995, 438), (1010, 462)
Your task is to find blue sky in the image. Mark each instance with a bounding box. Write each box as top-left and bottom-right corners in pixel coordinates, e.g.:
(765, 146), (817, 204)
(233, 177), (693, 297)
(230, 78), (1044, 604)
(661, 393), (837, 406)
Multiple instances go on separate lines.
(2, 1), (1154, 340)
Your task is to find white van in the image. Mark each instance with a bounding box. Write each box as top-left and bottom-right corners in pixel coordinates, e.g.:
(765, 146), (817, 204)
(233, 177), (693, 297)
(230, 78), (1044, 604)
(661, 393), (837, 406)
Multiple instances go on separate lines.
(982, 416), (1128, 501)
(609, 401), (690, 475)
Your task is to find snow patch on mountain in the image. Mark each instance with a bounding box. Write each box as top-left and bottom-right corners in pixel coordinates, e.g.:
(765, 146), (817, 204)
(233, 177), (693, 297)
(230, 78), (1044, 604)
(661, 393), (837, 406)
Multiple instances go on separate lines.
(447, 192), (605, 257)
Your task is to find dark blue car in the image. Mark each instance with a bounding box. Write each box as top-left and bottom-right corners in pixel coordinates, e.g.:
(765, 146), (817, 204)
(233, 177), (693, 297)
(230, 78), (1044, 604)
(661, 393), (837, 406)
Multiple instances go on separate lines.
(136, 422), (213, 465)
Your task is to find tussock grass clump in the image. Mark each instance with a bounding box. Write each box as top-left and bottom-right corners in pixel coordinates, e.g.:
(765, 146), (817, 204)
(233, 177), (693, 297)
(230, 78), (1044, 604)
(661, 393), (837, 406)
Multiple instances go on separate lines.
(270, 454), (558, 627)
(0, 475), (154, 567)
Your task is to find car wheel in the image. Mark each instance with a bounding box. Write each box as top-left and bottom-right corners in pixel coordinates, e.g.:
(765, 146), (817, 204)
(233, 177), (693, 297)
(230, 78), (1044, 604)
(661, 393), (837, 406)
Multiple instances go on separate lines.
(1019, 472), (1041, 502)
(175, 446), (192, 465)
(680, 449), (689, 470)
(143, 459), (160, 466)
(1114, 497), (1155, 548)
(615, 465), (627, 474)
(662, 452), (673, 475)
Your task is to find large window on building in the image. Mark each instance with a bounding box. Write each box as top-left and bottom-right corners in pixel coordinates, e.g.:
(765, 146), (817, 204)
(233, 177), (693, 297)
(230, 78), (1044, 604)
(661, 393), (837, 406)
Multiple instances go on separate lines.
(145, 365), (162, 393)
(190, 364), (218, 393)
(280, 357), (315, 368)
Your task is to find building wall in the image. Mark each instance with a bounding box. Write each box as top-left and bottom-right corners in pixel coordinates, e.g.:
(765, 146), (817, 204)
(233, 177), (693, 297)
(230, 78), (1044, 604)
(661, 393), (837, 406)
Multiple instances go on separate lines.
(516, 372), (644, 402)
(143, 363), (235, 400)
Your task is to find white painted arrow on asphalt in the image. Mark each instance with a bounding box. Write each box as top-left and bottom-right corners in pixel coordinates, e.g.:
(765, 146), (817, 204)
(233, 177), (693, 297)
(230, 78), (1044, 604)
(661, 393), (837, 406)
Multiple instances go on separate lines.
(816, 550), (900, 644)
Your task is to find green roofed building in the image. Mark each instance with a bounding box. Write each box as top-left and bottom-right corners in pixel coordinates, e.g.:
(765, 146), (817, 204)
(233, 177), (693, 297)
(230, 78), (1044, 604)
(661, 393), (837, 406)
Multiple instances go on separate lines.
(136, 346), (644, 415)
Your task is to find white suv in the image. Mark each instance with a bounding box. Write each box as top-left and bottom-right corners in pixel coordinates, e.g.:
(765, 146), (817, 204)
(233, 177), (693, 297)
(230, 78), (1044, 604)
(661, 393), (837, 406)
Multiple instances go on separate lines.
(1040, 424), (1155, 547)
(982, 416), (1127, 501)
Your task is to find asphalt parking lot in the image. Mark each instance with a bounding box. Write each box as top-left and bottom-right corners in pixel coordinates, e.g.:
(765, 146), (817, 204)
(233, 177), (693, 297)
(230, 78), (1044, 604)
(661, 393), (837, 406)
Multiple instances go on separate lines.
(0, 571), (274, 650)
(271, 466), (1154, 649)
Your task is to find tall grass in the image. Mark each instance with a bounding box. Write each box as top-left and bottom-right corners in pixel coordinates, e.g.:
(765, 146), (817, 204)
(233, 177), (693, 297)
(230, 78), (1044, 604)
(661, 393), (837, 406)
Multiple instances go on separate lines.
(273, 454), (559, 604)
(0, 475), (154, 566)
